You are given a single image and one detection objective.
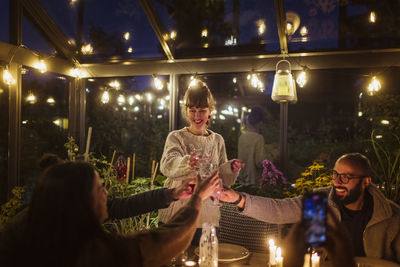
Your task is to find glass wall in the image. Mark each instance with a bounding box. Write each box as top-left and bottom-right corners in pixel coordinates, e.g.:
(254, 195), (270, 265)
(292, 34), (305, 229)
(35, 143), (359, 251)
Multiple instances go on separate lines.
(21, 67), (69, 198)
(0, 78), (9, 204)
(177, 68), (400, 182)
(86, 75), (170, 177)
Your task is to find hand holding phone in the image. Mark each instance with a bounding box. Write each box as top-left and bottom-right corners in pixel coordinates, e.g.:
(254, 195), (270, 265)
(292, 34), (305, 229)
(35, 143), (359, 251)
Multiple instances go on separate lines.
(302, 192), (328, 248)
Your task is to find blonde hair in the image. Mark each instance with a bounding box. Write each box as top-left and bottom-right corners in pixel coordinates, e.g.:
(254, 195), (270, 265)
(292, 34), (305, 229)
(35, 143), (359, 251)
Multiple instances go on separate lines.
(182, 80), (216, 124)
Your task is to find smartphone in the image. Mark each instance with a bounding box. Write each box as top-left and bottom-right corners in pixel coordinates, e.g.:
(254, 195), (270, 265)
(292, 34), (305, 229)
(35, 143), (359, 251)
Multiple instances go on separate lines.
(302, 192), (328, 248)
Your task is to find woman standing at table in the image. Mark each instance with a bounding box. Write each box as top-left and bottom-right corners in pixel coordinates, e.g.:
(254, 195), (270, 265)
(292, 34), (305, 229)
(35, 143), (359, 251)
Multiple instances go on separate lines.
(0, 161), (220, 267)
(159, 80), (244, 245)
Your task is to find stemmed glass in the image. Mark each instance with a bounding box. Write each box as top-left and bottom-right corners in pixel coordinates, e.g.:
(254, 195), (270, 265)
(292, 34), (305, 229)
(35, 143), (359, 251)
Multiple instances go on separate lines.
(195, 154), (222, 206)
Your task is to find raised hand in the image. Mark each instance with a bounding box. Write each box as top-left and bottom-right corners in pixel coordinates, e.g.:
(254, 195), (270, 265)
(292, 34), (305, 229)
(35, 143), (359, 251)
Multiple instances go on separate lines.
(194, 171), (220, 201)
(172, 178), (196, 200)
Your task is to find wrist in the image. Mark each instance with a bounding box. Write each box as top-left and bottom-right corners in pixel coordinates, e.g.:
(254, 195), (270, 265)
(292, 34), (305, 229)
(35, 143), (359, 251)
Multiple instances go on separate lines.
(232, 193), (243, 205)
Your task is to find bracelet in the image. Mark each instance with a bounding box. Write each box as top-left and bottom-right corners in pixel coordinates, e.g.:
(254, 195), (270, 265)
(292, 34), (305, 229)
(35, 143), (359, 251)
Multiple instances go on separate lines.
(232, 193), (243, 205)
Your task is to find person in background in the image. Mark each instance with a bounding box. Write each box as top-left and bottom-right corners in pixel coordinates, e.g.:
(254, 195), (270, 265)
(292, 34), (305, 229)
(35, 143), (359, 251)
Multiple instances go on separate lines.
(238, 106), (267, 185)
(159, 80), (244, 245)
(220, 153), (400, 263)
(1, 161), (220, 267)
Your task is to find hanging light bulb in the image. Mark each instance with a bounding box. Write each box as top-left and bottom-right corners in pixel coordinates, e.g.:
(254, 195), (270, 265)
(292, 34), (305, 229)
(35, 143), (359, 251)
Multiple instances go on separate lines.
(81, 43), (93, 55)
(257, 20), (266, 35)
(296, 70), (307, 88)
(117, 94), (125, 105)
(46, 97), (55, 105)
(123, 32), (130, 40)
(145, 92), (154, 103)
(202, 29), (208, 38)
(369, 11), (376, 23)
(127, 46), (133, 53)
(135, 94), (142, 101)
(367, 76), (381, 96)
(300, 26), (308, 36)
(101, 91), (110, 104)
(271, 59), (297, 103)
(69, 68), (88, 78)
(3, 68), (15, 85)
(233, 77), (237, 84)
(153, 75), (164, 90)
(170, 31), (177, 40)
(109, 80), (120, 89)
(250, 73), (259, 88)
(189, 75), (198, 87)
(26, 92), (37, 104)
(34, 59), (47, 73)
(128, 96), (134, 105)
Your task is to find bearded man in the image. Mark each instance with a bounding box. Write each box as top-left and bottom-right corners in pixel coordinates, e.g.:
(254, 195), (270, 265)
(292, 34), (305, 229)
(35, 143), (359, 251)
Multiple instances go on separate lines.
(220, 153), (400, 263)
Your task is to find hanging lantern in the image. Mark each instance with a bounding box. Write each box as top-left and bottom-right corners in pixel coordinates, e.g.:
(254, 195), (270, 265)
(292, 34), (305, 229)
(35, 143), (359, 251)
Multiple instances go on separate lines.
(271, 59), (297, 103)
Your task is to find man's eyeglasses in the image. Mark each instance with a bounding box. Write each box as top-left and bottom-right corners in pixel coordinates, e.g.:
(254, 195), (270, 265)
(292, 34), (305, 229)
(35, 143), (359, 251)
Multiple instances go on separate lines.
(331, 170), (367, 184)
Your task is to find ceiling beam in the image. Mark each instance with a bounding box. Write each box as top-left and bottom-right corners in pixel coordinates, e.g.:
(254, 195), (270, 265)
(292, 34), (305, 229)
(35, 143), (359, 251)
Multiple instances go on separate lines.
(0, 41), (74, 76)
(139, 0), (174, 61)
(274, 0), (288, 55)
(21, 0), (78, 62)
(80, 48), (400, 77)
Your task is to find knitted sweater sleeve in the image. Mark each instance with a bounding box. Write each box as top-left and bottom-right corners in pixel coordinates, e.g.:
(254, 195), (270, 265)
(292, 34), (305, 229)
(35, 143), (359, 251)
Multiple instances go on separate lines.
(160, 132), (194, 180)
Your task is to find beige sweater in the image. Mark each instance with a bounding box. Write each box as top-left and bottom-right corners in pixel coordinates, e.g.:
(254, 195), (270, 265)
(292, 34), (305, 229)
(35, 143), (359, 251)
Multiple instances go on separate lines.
(159, 127), (238, 227)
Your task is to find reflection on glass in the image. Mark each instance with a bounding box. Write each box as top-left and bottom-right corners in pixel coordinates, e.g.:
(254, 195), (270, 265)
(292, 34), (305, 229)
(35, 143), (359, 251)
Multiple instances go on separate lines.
(86, 76), (170, 177)
(21, 67), (69, 197)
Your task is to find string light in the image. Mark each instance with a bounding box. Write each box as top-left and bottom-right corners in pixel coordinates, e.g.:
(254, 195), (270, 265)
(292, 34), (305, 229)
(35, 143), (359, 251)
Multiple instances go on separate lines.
(233, 77), (237, 84)
(296, 70), (307, 88)
(26, 92), (37, 104)
(381, 119), (389, 125)
(117, 95), (125, 105)
(127, 47), (133, 53)
(153, 75), (163, 90)
(101, 91), (110, 104)
(300, 26), (308, 36)
(109, 80), (120, 90)
(202, 29), (208, 38)
(367, 76), (381, 96)
(123, 32), (130, 41)
(69, 68), (88, 78)
(170, 31), (177, 40)
(46, 97), (55, 105)
(3, 67), (15, 85)
(81, 44), (93, 55)
(257, 20), (266, 35)
(34, 59), (47, 73)
(128, 96), (134, 105)
(369, 11), (376, 23)
(145, 92), (154, 103)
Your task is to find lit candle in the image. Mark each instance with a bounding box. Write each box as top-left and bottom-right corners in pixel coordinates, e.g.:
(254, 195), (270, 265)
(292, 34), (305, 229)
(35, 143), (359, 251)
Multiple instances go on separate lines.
(268, 239), (276, 265)
(303, 253), (311, 267)
(275, 247), (283, 267)
(311, 252), (320, 267)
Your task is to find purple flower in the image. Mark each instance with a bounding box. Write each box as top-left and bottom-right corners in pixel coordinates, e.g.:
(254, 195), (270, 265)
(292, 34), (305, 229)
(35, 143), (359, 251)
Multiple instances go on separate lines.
(260, 160), (287, 186)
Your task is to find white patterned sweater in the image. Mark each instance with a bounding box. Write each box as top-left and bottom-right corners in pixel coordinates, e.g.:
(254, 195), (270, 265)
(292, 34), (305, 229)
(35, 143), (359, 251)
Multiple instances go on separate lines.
(158, 127), (238, 227)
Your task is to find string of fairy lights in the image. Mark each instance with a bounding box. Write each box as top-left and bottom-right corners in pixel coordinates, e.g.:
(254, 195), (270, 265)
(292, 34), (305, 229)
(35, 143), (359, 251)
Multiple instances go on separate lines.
(0, 5), (384, 130)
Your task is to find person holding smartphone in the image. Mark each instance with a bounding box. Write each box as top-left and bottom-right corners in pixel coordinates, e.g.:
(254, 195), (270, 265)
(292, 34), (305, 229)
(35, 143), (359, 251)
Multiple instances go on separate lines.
(220, 153), (400, 264)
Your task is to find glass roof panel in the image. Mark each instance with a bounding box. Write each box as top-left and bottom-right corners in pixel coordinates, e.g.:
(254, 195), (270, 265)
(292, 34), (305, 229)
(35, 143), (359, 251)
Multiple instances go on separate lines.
(80, 0), (164, 61)
(23, 17), (56, 56)
(285, 0), (400, 52)
(0, 0), (9, 43)
(154, 0), (280, 58)
(38, 0), (77, 45)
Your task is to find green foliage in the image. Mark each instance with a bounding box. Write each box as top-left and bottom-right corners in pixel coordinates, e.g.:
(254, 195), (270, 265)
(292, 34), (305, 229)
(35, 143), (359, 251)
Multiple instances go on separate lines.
(0, 187), (24, 227)
(287, 161), (332, 197)
(369, 130), (400, 204)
